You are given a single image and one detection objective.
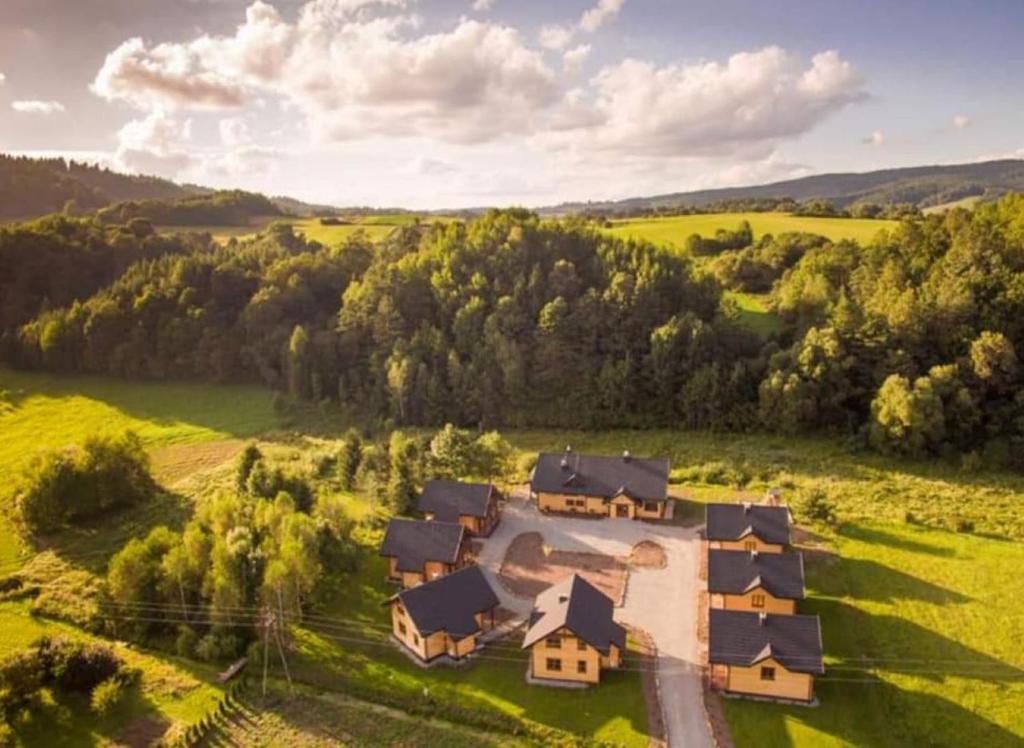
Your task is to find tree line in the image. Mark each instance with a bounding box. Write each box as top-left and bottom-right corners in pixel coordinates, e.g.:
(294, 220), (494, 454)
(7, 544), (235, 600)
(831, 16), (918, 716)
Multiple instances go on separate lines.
(4, 198), (1024, 463)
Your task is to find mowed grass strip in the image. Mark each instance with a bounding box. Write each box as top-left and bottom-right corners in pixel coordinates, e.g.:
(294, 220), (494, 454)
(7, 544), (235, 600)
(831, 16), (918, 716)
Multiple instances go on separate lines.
(604, 212), (899, 249)
(722, 522), (1024, 748)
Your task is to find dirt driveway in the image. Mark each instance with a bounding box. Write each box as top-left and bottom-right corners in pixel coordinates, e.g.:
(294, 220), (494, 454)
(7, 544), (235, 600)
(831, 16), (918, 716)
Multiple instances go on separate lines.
(476, 490), (714, 748)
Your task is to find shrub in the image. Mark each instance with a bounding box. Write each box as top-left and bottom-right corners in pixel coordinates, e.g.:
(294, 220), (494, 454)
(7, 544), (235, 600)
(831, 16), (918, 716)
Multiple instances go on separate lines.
(798, 488), (838, 527)
(195, 633), (243, 662)
(16, 432), (154, 534)
(176, 626), (200, 658)
(955, 518), (975, 534)
(90, 677), (126, 717)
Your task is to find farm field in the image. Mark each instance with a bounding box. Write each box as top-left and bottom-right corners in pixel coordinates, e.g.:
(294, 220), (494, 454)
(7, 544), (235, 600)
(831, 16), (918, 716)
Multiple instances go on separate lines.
(604, 212), (899, 250)
(2, 370), (1024, 746)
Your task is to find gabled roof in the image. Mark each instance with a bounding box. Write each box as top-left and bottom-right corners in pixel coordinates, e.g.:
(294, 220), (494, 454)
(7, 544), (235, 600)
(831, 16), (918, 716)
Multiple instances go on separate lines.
(709, 609), (824, 674)
(389, 565), (499, 640)
(707, 550), (805, 600)
(379, 518), (465, 573)
(705, 503), (791, 545)
(417, 479), (495, 522)
(521, 574), (626, 656)
(530, 450), (669, 502)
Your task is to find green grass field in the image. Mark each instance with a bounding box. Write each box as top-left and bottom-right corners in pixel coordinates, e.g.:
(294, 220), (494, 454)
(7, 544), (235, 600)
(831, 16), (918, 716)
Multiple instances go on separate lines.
(290, 217), (397, 247)
(724, 291), (786, 337)
(722, 522), (1024, 747)
(604, 212), (899, 250)
(2, 370), (1024, 746)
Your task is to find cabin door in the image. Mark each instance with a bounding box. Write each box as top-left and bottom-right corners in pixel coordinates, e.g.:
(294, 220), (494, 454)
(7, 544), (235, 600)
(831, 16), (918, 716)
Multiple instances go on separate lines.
(615, 504), (630, 518)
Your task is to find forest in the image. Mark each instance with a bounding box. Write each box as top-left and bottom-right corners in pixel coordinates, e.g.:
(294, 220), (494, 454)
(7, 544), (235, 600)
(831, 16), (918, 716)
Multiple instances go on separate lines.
(3, 197), (1024, 464)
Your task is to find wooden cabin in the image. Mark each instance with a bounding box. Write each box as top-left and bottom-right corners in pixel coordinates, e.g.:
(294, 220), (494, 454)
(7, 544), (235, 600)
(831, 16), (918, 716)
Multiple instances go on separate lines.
(708, 609), (823, 702)
(707, 549), (805, 614)
(522, 574), (625, 685)
(705, 503), (791, 553)
(529, 448), (670, 520)
(417, 479), (501, 537)
(379, 518), (469, 588)
(386, 565), (500, 663)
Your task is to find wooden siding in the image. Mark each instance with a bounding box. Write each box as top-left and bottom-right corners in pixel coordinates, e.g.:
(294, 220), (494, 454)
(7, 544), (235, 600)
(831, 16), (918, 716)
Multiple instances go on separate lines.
(723, 657), (814, 701)
(527, 628), (620, 685)
(389, 601), (483, 662)
(710, 590), (797, 614)
(536, 492), (666, 520)
(709, 538), (785, 553)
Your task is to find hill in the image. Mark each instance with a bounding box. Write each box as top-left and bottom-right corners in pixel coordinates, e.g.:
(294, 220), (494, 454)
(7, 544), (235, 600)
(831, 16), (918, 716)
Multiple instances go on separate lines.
(0, 153), (198, 220)
(545, 159), (1024, 214)
(95, 189), (283, 227)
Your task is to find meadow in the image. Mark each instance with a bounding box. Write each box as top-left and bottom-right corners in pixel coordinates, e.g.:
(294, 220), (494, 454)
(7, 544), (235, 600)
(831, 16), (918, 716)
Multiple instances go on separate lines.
(2, 369), (1023, 746)
(604, 212), (899, 250)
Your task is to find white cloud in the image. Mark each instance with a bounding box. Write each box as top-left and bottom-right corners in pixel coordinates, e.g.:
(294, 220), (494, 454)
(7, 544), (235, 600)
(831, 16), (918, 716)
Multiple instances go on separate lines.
(0, 73), (6, 86)
(539, 0), (625, 50)
(406, 156), (459, 175)
(114, 110), (194, 175)
(579, 0), (624, 33)
(470, 0), (493, 10)
(539, 24), (574, 50)
(563, 44), (591, 73)
(92, 1), (557, 145)
(540, 47), (865, 160)
(952, 114), (972, 129)
(219, 116), (252, 146)
(11, 99), (66, 114)
(862, 129), (884, 146)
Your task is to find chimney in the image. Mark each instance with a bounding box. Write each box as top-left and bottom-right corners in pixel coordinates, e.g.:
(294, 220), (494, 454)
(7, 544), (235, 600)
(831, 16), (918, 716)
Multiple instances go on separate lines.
(742, 502), (752, 514)
(750, 550), (759, 562)
(560, 455), (569, 469)
(565, 445), (572, 453)
(622, 449), (631, 462)
(758, 611), (767, 626)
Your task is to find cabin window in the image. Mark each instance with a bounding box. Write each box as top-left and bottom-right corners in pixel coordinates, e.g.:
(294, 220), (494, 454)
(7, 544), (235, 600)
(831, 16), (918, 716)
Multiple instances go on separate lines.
(577, 660), (588, 674)
(644, 501), (659, 513)
(413, 633), (420, 646)
(744, 540), (757, 551)
(398, 622), (407, 636)
(396, 604), (404, 615)
(546, 658), (562, 672)
(577, 639), (587, 651)
(546, 636), (562, 649)
(760, 666), (776, 682)
(751, 594), (766, 608)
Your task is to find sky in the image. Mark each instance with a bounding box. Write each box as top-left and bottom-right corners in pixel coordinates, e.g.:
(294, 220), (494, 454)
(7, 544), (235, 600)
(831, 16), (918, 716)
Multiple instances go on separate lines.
(0, 0), (1022, 209)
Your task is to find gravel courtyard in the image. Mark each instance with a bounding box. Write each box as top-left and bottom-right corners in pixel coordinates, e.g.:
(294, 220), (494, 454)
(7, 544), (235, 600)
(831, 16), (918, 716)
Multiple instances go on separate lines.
(475, 489), (714, 748)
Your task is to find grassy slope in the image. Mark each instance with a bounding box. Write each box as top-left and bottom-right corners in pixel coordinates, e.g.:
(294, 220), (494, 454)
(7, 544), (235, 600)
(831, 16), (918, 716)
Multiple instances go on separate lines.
(604, 212), (898, 250)
(0, 600), (224, 746)
(723, 290), (785, 337)
(722, 522), (1024, 748)
(288, 548), (651, 747)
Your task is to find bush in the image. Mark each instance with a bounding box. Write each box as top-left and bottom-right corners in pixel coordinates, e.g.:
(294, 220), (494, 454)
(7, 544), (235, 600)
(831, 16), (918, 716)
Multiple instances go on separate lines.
(16, 432), (154, 534)
(955, 518), (975, 534)
(195, 633), (243, 663)
(798, 488), (838, 527)
(677, 460), (751, 487)
(90, 677), (126, 717)
(176, 626), (200, 658)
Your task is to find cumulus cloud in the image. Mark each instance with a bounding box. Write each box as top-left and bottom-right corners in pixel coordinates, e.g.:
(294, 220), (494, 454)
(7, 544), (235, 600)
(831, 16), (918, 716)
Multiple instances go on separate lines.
(579, 0), (624, 33)
(563, 44), (591, 73)
(471, 0), (493, 10)
(539, 24), (574, 50)
(11, 99), (66, 114)
(92, 1), (557, 144)
(862, 129), (884, 146)
(541, 47), (865, 160)
(0, 73), (6, 85)
(952, 114), (972, 129)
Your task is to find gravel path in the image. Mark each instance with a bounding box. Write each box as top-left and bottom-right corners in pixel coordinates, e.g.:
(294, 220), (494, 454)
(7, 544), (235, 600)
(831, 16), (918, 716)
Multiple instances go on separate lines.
(476, 490), (715, 748)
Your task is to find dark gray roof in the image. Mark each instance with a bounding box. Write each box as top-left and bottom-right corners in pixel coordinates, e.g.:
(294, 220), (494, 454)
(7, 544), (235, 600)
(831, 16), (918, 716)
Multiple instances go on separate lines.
(379, 518), (465, 573)
(522, 574), (626, 655)
(709, 609), (824, 674)
(391, 565), (499, 640)
(707, 550), (805, 600)
(705, 503), (791, 545)
(417, 480), (495, 522)
(530, 450), (669, 502)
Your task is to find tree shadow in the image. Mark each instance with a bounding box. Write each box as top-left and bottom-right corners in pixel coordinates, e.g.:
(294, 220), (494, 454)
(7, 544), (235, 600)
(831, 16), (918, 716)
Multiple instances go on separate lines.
(724, 671), (1023, 748)
(812, 598), (1022, 683)
(811, 556), (970, 605)
(839, 524), (957, 558)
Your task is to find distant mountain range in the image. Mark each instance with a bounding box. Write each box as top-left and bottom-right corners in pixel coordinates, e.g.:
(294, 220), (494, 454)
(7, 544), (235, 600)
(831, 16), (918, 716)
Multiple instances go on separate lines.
(4, 153), (1024, 224)
(540, 159), (1024, 215)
